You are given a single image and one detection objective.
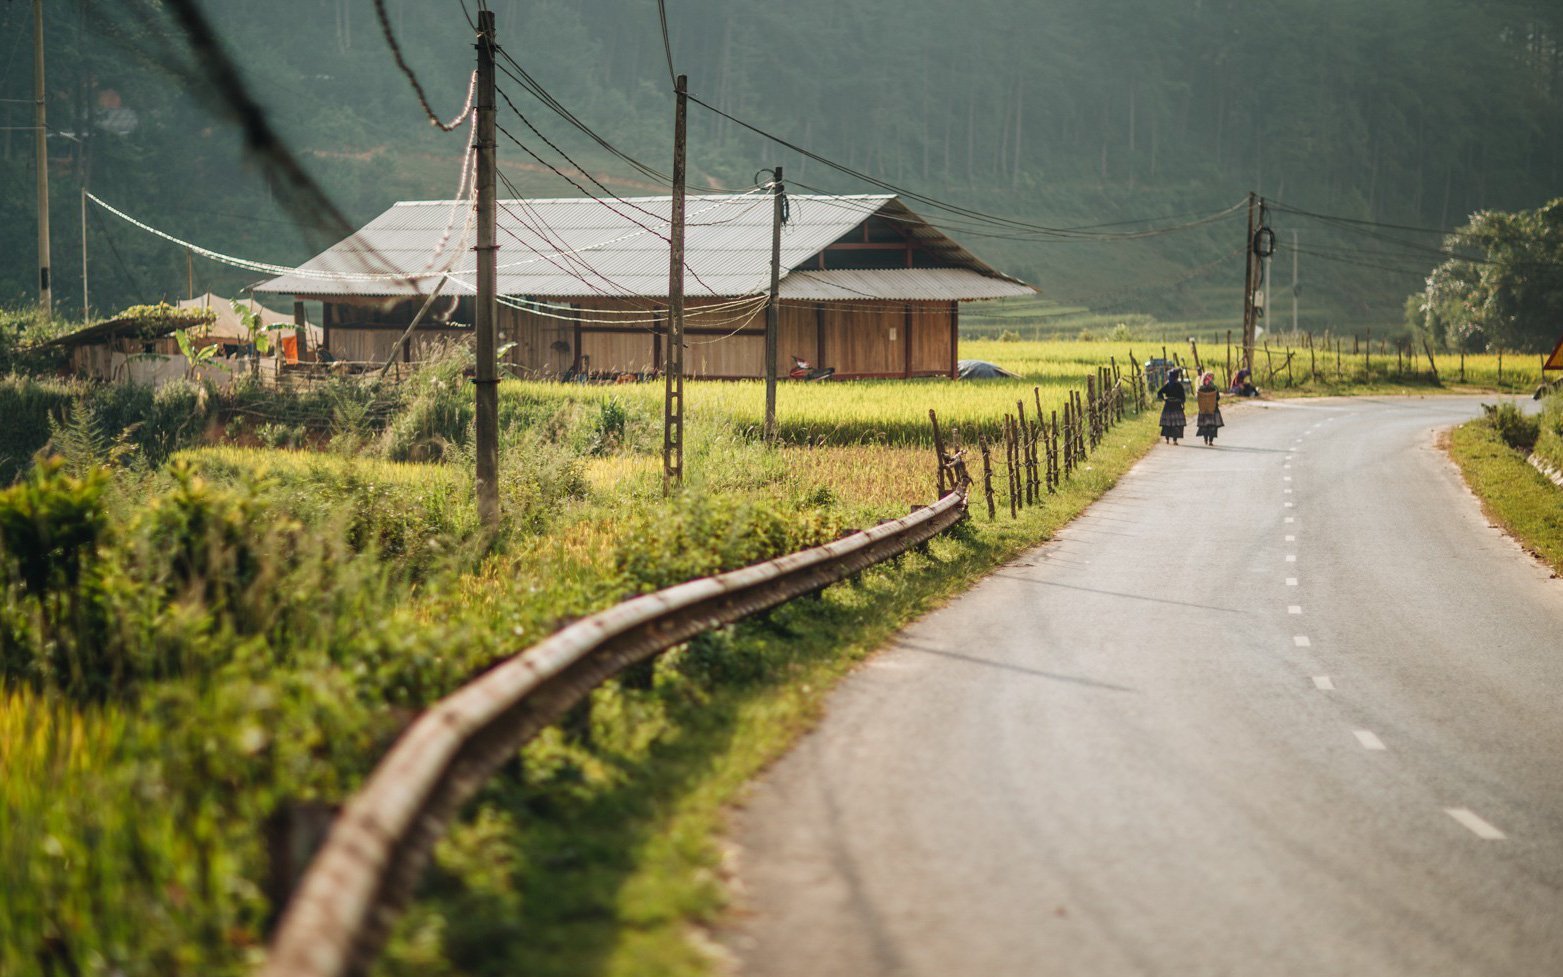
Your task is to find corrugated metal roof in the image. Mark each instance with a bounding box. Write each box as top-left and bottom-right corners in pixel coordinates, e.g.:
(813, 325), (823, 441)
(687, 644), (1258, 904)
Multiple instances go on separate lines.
(777, 268), (1034, 301)
(254, 193), (1035, 301)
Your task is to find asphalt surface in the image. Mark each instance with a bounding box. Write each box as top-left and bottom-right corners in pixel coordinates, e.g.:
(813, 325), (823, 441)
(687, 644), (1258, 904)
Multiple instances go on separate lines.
(725, 396), (1563, 977)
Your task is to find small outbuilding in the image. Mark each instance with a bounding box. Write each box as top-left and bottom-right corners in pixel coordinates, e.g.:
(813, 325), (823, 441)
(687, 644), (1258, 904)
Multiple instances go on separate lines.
(254, 193), (1035, 380)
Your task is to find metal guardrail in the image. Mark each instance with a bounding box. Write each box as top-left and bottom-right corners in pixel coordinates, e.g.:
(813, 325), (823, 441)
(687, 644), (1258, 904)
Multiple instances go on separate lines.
(261, 482), (968, 977)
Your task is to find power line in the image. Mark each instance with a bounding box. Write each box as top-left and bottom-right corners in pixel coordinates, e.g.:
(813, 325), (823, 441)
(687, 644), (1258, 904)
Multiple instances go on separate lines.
(683, 92), (1247, 241)
(656, 0), (676, 88)
(492, 46), (670, 186)
(371, 0), (476, 131)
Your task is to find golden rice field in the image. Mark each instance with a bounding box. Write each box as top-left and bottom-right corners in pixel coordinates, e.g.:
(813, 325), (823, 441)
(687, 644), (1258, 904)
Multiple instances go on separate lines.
(506, 337), (1548, 450)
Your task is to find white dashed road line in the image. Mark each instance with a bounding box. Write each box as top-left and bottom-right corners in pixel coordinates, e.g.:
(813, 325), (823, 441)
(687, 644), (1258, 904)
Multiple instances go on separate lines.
(1286, 577), (1298, 586)
(1354, 730), (1387, 750)
(1445, 808), (1506, 840)
(1288, 605), (1302, 614)
(1313, 676), (1334, 690)
(1294, 635), (1311, 647)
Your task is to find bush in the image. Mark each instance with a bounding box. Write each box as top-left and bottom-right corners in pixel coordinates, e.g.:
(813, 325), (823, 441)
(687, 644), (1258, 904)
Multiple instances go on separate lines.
(1535, 391), (1563, 471)
(1481, 402), (1540, 453)
(382, 349), (473, 461)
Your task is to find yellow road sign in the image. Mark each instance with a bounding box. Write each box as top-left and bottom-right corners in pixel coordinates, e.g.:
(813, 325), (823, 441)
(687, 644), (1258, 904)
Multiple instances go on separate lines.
(1546, 333), (1563, 372)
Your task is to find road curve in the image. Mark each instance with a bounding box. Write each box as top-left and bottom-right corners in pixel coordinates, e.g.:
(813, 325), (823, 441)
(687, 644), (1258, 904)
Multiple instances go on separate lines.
(725, 396), (1563, 977)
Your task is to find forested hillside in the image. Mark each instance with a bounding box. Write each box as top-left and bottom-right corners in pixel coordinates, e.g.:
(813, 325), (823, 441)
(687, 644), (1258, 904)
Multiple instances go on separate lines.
(1, 0), (1559, 328)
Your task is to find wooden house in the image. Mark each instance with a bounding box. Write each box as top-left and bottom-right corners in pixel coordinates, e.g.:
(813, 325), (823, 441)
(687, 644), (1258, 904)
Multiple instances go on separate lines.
(253, 193), (1035, 379)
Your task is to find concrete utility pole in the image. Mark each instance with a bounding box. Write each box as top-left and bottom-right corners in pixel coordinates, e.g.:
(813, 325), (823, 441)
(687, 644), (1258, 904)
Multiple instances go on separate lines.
(34, 0), (51, 318)
(1291, 228), (1299, 334)
(80, 187), (88, 319)
(1241, 191), (1256, 370)
(764, 165), (783, 441)
(663, 73), (688, 494)
(473, 10), (500, 527)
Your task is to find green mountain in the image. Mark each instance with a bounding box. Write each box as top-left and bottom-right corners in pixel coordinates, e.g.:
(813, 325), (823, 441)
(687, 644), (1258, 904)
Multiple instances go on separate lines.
(2, 0), (1559, 331)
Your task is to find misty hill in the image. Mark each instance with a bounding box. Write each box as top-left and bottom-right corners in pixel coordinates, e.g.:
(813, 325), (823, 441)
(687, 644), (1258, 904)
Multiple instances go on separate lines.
(1, 0), (1558, 331)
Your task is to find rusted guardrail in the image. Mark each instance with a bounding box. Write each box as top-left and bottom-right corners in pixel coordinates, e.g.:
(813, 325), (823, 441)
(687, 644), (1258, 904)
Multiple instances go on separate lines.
(261, 482), (968, 977)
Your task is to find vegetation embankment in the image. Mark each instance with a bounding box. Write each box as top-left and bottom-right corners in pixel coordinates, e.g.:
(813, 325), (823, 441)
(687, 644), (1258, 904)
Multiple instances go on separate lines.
(1448, 396), (1563, 573)
(1, 338), (1158, 977)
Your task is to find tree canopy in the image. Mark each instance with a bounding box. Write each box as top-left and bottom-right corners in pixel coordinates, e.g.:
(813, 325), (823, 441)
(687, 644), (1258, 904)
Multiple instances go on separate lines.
(1413, 199), (1563, 353)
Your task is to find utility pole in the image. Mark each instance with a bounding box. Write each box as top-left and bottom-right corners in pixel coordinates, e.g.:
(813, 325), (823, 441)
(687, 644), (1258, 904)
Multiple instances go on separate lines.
(764, 165), (783, 442)
(34, 0), (52, 318)
(473, 10), (500, 527)
(80, 187), (88, 319)
(1241, 191), (1256, 371)
(1291, 229), (1299, 334)
(1256, 201), (1269, 339)
(663, 74), (688, 495)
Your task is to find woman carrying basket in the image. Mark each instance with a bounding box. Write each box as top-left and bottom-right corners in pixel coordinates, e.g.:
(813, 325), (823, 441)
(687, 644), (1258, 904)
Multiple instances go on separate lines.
(1156, 368), (1188, 445)
(1195, 371), (1224, 446)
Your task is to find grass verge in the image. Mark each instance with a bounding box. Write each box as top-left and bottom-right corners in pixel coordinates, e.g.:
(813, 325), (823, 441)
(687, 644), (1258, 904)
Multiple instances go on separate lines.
(1448, 417), (1563, 573)
(382, 413), (1161, 977)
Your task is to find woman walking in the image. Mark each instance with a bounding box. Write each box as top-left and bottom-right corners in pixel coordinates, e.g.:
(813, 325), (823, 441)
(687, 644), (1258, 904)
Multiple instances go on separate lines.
(1195, 371), (1224, 446)
(1156, 367), (1188, 444)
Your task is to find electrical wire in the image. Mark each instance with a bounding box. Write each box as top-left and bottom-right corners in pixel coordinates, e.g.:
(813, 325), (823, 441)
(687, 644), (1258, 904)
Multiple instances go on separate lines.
(492, 47), (670, 185)
(684, 92), (1247, 241)
(372, 0), (477, 131)
(656, 0), (676, 88)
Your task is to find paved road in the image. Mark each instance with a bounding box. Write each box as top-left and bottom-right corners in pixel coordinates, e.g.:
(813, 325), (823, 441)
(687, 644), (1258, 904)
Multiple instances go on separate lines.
(726, 396), (1563, 977)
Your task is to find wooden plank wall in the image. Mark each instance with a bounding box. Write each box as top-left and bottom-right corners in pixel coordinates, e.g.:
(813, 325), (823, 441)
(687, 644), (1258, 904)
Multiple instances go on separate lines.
(687, 301), (764, 378)
(311, 295), (960, 380)
(909, 302), (954, 375)
(505, 304), (573, 378)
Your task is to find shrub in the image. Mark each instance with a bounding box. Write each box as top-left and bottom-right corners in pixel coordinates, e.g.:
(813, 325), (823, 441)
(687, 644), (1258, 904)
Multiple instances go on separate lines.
(383, 349), (473, 461)
(1481, 402), (1540, 453)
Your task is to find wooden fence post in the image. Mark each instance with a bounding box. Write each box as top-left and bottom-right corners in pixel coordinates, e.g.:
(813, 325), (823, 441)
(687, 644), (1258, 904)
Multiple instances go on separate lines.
(978, 432), (996, 520)
(929, 408), (948, 498)
(1016, 399), (1033, 506)
(1048, 410), (1058, 492)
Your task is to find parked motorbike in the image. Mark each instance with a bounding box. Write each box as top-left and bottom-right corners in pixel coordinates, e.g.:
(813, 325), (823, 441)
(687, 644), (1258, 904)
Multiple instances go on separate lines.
(788, 355), (835, 381)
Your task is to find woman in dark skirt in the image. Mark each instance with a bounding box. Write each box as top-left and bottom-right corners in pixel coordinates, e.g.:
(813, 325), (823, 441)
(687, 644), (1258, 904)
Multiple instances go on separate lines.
(1195, 371), (1224, 446)
(1156, 368), (1187, 444)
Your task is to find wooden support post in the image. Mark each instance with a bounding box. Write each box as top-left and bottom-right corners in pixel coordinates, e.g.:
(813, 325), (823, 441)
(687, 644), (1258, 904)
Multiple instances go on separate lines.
(293, 301), (308, 361)
(1191, 340), (1203, 375)
(929, 408), (948, 498)
(1460, 349), (1465, 383)
(1422, 339), (1439, 383)
(1498, 347), (1504, 383)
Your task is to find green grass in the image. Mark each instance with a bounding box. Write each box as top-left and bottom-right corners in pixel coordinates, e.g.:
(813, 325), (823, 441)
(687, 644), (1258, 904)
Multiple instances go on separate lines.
(1449, 416), (1563, 573)
(0, 340), (1223, 975)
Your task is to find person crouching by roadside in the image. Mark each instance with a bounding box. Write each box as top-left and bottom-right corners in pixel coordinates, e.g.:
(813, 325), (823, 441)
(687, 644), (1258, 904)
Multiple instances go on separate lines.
(1196, 372), (1224, 446)
(1156, 367), (1188, 444)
